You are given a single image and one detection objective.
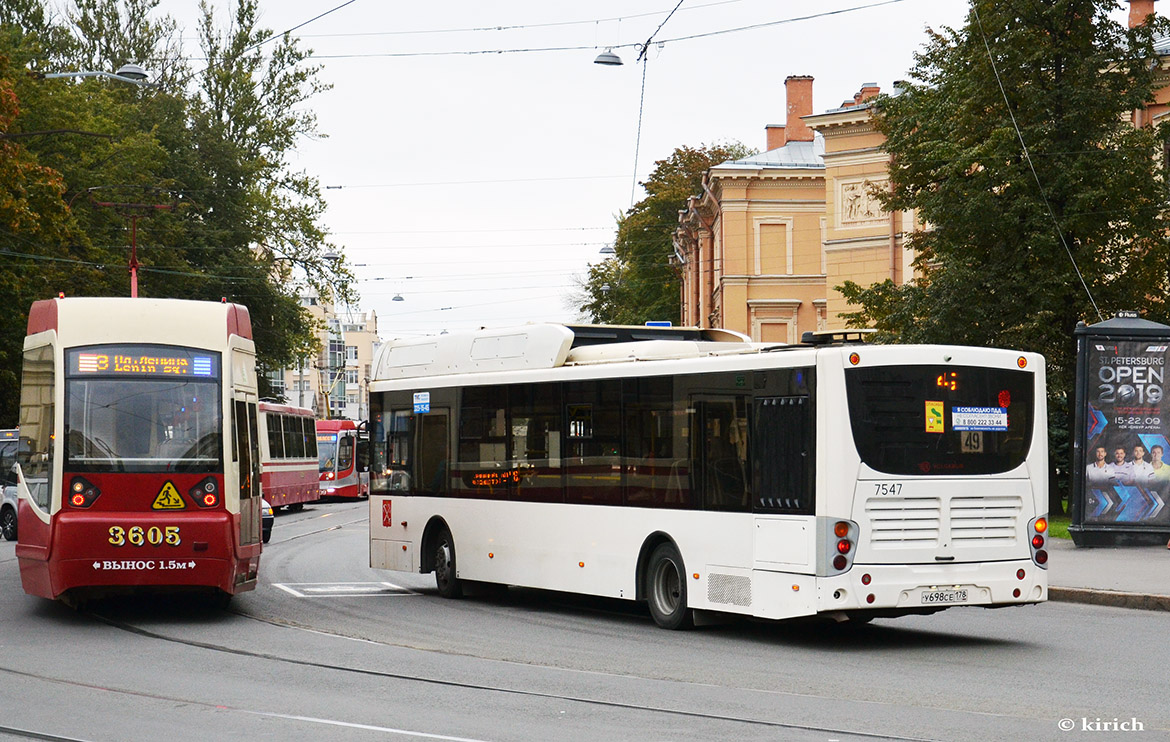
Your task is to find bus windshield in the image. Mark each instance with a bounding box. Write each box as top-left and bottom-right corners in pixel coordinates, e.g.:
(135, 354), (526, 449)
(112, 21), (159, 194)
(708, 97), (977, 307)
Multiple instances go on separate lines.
(845, 364), (1034, 476)
(65, 378), (221, 472)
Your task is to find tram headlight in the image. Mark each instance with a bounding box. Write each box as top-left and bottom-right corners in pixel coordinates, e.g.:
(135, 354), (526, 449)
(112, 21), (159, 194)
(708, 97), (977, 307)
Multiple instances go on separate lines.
(190, 477), (219, 508)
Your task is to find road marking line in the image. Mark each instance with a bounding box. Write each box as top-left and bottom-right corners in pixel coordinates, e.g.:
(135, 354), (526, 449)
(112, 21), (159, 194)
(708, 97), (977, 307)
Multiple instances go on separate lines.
(244, 710), (495, 742)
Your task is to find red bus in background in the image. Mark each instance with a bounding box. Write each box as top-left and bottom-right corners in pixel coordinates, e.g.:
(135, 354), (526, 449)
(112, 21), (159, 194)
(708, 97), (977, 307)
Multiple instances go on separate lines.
(258, 402), (319, 511)
(316, 419), (368, 499)
(15, 297), (263, 605)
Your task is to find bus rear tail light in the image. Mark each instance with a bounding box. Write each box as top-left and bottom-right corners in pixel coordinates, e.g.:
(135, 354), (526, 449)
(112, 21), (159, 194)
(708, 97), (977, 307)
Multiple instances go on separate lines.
(821, 518), (859, 576)
(69, 477), (101, 508)
(1028, 515), (1048, 569)
(190, 477), (219, 508)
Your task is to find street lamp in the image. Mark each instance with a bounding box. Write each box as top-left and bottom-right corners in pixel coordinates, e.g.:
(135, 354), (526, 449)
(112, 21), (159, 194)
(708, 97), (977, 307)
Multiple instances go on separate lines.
(40, 63), (157, 88)
(593, 48), (623, 66)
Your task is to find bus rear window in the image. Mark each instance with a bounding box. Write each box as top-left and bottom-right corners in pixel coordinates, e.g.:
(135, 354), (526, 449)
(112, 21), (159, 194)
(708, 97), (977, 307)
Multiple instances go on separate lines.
(845, 365), (1034, 475)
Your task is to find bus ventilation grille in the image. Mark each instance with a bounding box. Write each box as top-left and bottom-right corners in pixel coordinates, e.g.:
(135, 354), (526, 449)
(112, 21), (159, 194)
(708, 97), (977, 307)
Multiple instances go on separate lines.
(708, 573), (752, 607)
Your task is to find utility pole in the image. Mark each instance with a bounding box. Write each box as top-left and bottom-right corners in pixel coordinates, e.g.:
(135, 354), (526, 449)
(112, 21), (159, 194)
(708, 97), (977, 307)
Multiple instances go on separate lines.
(90, 199), (173, 297)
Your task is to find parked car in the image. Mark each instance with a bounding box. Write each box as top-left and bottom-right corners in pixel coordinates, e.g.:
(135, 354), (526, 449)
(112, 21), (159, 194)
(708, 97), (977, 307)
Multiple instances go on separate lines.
(2, 475), (17, 542)
(261, 497), (273, 544)
(2, 430), (20, 541)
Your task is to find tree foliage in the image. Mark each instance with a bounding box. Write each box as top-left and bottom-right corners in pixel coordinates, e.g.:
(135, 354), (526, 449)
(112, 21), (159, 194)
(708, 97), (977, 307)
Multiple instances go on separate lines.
(580, 142), (754, 325)
(0, 0), (350, 425)
(838, 0), (1170, 510)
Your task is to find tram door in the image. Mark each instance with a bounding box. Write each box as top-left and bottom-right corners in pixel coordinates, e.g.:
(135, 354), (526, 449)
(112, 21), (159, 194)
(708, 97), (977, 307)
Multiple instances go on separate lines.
(233, 397), (261, 546)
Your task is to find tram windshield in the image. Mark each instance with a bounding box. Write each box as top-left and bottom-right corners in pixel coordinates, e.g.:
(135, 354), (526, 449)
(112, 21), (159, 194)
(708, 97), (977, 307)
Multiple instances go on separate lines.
(63, 345), (223, 473)
(317, 433), (353, 473)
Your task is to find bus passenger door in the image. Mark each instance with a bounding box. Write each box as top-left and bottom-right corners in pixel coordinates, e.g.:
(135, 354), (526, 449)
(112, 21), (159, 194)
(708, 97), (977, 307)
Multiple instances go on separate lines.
(234, 398), (261, 547)
(691, 396), (750, 511)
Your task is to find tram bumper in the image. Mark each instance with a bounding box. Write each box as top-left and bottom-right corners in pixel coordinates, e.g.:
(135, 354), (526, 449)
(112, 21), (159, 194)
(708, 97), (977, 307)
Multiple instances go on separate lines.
(815, 559), (1047, 615)
(22, 511), (260, 599)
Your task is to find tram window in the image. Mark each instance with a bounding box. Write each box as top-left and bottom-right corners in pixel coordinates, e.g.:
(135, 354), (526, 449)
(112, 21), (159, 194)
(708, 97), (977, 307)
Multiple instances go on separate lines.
(302, 417), (317, 458)
(283, 416), (303, 458)
(18, 344), (54, 511)
(267, 413), (285, 458)
(337, 434), (354, 471)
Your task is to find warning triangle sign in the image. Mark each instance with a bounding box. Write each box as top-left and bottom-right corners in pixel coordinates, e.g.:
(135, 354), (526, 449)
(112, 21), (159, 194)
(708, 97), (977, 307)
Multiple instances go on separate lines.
(152, 482), (186, 510)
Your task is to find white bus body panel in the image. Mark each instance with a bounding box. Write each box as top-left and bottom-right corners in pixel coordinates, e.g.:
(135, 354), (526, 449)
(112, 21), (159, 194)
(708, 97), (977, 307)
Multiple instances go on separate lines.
(370, 329), (1048, 622)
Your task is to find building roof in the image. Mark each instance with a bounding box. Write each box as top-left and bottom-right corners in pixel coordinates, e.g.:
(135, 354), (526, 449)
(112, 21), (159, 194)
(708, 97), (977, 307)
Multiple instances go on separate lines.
(716, 133), (825, 170)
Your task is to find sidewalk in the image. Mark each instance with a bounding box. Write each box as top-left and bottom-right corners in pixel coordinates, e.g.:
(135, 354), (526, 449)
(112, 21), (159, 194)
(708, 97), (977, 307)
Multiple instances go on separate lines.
(1047, 536), (1170, 611)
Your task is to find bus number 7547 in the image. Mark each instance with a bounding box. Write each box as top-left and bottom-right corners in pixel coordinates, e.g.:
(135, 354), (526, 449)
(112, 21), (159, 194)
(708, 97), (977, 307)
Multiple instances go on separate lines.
(874, 482), (902, 496)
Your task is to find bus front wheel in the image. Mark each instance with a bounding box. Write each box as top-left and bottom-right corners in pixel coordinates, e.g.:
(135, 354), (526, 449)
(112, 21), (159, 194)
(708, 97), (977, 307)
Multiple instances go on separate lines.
(433, 527), (464, 599)
(646, 542), (692, 630)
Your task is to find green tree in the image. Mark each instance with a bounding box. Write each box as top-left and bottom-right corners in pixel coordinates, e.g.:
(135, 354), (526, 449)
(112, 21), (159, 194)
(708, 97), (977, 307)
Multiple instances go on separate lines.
(581, 142), (754, 325)
(0, 0), (349, 419)
(838, 0), (1170, 512)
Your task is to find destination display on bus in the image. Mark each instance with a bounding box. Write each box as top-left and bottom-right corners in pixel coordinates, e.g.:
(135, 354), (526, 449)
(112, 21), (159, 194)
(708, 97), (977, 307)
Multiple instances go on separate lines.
(67, 345), (219, 379)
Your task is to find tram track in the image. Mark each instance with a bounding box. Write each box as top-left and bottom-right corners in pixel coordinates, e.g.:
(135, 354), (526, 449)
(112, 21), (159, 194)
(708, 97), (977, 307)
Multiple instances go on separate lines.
(73, 608), (937, 742)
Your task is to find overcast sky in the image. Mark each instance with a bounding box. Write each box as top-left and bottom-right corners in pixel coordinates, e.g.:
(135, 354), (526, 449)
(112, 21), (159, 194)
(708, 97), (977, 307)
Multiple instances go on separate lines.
(143, 0), (1130, 339)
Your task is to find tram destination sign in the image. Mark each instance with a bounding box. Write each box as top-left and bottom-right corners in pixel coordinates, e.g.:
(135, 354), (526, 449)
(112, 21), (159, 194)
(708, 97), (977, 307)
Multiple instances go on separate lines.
(67, 345), (219, 379)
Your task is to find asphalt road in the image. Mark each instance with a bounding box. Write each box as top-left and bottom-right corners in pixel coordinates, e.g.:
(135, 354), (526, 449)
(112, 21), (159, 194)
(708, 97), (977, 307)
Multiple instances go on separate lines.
(0, 499), (1166, 741)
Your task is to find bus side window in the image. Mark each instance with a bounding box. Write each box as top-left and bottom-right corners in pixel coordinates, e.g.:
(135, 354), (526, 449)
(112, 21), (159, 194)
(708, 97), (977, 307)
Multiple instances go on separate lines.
(753, 396), (813, 513)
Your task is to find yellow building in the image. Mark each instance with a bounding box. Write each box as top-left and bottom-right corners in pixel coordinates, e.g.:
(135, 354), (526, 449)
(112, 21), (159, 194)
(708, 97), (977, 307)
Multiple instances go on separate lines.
(676, 76), (909, 340)
(273, 294), (379, 420)
(677, 0), (1162, 340)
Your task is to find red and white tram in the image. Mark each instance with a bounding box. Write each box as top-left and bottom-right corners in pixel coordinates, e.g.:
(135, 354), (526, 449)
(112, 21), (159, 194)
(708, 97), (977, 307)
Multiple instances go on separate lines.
(258, 401), (319, 511)
(14, 297), (263, 603)
(316, 418), (369, 499)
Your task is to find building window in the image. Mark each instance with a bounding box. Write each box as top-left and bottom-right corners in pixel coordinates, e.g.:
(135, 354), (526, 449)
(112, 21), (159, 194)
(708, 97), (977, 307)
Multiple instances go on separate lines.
(346, 369), (359, 385)
(346, 345), (358, 362)
(267, 369), (286, 395)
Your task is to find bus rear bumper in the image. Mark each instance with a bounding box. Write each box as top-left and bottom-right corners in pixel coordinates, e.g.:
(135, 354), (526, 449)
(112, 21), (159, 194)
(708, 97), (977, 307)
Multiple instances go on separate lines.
(816, 559), (1047, 614)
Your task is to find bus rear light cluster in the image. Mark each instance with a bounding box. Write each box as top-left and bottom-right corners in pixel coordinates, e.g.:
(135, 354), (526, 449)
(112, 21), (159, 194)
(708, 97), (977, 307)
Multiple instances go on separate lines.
(1028, 515), (1048, 569)
(822, 518), (859, 576)
(69, 477), (101, 508)
(190, 477), (219, 508)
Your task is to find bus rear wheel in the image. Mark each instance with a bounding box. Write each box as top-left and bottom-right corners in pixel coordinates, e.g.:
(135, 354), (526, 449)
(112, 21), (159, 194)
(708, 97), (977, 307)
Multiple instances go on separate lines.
(646, 542), (692, 630)
(433, 527), (463, 599)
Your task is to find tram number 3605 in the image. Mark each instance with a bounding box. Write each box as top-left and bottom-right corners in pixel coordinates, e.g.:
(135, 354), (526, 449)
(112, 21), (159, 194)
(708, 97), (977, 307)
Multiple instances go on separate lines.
(108, 525), (181, 547)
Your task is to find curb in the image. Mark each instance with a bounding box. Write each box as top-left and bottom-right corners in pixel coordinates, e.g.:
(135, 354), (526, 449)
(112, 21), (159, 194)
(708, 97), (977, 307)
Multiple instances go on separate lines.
(1049, 586), (1170, 612)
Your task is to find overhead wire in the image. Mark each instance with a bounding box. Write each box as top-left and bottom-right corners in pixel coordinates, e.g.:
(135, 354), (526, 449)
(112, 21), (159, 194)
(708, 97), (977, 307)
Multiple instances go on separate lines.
(971, 4), (1103, 322)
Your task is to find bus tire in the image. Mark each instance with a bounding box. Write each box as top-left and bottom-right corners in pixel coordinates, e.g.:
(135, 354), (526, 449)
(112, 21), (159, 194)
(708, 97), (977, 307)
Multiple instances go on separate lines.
(646, 542), (692, 630)
(433, 527), (463, 599)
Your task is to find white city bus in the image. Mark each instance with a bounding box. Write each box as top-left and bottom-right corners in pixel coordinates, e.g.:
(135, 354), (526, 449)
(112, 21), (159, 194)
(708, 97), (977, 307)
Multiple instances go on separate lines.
(368, 324), (1048, 629)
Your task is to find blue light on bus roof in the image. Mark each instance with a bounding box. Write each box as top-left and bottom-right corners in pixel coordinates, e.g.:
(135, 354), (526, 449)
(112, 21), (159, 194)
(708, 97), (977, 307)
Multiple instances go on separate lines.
(193, 357), (213, 376)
